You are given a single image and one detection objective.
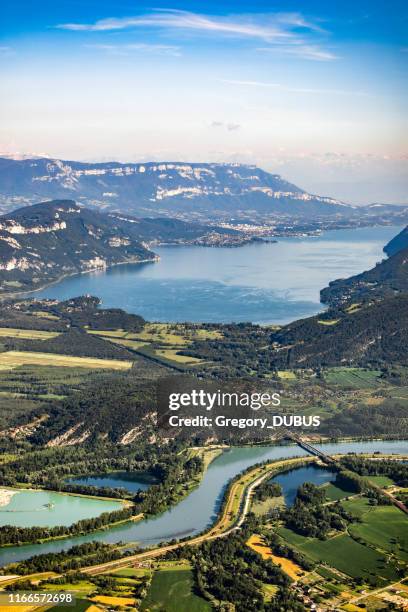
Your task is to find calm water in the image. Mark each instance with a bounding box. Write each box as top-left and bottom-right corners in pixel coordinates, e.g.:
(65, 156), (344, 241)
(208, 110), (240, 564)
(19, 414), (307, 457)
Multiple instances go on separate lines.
(67, 471), (157, 493)
(0, 489), (123, 528)
(34, 226), (402, 324)
(0, 439), (406, 567)
(271, 465), (337, 506)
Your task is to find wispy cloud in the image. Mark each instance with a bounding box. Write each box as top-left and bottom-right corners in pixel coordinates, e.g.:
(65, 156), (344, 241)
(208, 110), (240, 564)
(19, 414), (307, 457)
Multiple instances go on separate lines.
(85, 43), (181, 57)
(257, 44), (338, 61)
(56, 9), (335, 61)
(57, 9), (295, 40)
(221, 79), (365, 96)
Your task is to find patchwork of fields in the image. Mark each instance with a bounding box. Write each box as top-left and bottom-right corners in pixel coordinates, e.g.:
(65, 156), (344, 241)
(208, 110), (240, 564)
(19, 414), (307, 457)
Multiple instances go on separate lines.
(88, 323), (220, 368)
(277, 490), (408, 588)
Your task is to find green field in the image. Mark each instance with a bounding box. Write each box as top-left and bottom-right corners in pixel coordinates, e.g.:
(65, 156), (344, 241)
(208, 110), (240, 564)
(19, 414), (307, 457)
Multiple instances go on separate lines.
(366, 475), (395, 487)
(341, 497), (372, 519)
(323, 482), (354, 501)
(345, 500), (408, 562)
(324, 367), (383, 388)
(104, 337), (148, 350)
(47, 600), (91, 612)
(109, 567), (146, 577)
(316, 565), (344, 581)
(141, 569), (211, 612)
(277, 528), (400, 584)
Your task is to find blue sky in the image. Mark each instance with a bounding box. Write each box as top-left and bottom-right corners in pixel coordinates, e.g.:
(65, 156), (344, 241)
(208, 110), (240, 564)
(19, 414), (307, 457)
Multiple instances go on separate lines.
(1, 1), (407, 202)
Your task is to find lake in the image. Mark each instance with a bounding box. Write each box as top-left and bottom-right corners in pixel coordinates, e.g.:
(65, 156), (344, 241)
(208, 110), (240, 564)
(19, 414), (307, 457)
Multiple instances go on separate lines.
(0, 488), (123, 528)
(34, 225), (402, 325)
(67, 471), (157, 493)
(270, 465), (338, 506)
(0, 439), (406, 567)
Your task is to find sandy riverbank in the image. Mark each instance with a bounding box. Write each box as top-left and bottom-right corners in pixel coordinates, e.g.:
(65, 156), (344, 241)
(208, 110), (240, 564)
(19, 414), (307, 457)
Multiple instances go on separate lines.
(0, 489), (16, 508)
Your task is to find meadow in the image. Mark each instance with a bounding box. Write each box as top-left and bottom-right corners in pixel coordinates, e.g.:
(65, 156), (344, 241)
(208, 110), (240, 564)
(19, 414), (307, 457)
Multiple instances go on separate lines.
(0, 327), (60, 340)
(140, 568), (211, 612)
(323, 367), (383, 388)
(0, 351), (133, 371)
(344, 499), (408, 562)
(277, 528), (400, 584)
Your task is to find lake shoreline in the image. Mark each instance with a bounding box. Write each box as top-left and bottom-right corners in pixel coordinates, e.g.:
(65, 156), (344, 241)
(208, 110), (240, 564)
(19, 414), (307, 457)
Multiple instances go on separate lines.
(27, 225), (402, 325)
(0, 255), (159, 302)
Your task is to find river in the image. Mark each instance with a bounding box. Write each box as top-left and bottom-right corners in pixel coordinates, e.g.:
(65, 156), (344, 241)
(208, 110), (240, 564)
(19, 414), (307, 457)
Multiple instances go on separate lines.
(34, 226), (402, 324)
(0, 439), (406, 567)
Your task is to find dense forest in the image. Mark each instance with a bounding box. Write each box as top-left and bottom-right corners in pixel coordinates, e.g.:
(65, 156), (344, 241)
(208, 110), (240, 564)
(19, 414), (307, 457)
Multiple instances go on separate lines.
(320, 246), (408, 307)
(281, 483), (356, 539)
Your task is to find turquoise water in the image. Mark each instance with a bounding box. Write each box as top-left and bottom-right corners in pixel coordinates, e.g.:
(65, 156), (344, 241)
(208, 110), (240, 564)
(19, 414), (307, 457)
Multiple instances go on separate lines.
(67, 471), (157, 493)
(0, 439), (406, 567)
(0, 489), (123, 528)
(34, 226), (402, 324)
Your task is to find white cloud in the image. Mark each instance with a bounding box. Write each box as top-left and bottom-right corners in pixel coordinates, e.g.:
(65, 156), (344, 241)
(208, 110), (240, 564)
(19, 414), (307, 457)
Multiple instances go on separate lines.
(56, 9), (336, 61)
(257, 44), (338, 61)
(57, 10), (295, 41)
(85, 43), (181, 57)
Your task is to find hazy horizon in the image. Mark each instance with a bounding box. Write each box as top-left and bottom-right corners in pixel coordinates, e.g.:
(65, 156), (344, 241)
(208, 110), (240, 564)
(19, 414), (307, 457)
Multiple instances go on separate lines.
(1, 0), (407, 203)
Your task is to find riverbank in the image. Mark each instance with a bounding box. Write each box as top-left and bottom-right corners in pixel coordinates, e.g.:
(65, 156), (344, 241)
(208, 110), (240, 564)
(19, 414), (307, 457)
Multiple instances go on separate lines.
(0, 489), (16, 508)
(80, 450), (408, 576)
(0, 440), (406, 569)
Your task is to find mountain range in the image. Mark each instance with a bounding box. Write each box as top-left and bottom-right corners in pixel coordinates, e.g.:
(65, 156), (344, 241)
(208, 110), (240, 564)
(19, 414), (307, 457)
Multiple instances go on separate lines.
(1, 156), (407, 223)
(0, 199), (238, 294)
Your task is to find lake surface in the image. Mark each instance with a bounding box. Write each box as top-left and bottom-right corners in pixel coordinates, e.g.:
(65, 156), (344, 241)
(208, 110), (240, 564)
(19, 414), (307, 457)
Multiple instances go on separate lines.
(271, 465), (337, 506)
(0, 439), (406, 567)
(67, 471), (157, 493)
(0, 489), (123, 528)
(34, 226), (402, 325)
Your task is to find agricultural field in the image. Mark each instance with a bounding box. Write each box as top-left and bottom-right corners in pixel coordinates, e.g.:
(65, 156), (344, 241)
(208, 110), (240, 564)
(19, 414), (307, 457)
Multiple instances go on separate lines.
(140, 568), (211, 612)
(89, 323), (222, 346)
(154, 348), (203, 364)
(0, 327), (60, 340)
(31, 311), (60, 321)
(344, 499), (408, 562)
(88, 322), (221, 368)
(0, 351), (133, 371)
(100, 337), (147, 350)
(247, 534), (304, 580)
(366, 475), (395, 487)
(277, 527), (401, 585)
(323, 482), (355, 501)
(91, 595), (136, 606)
(323, 367), (383, 389)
